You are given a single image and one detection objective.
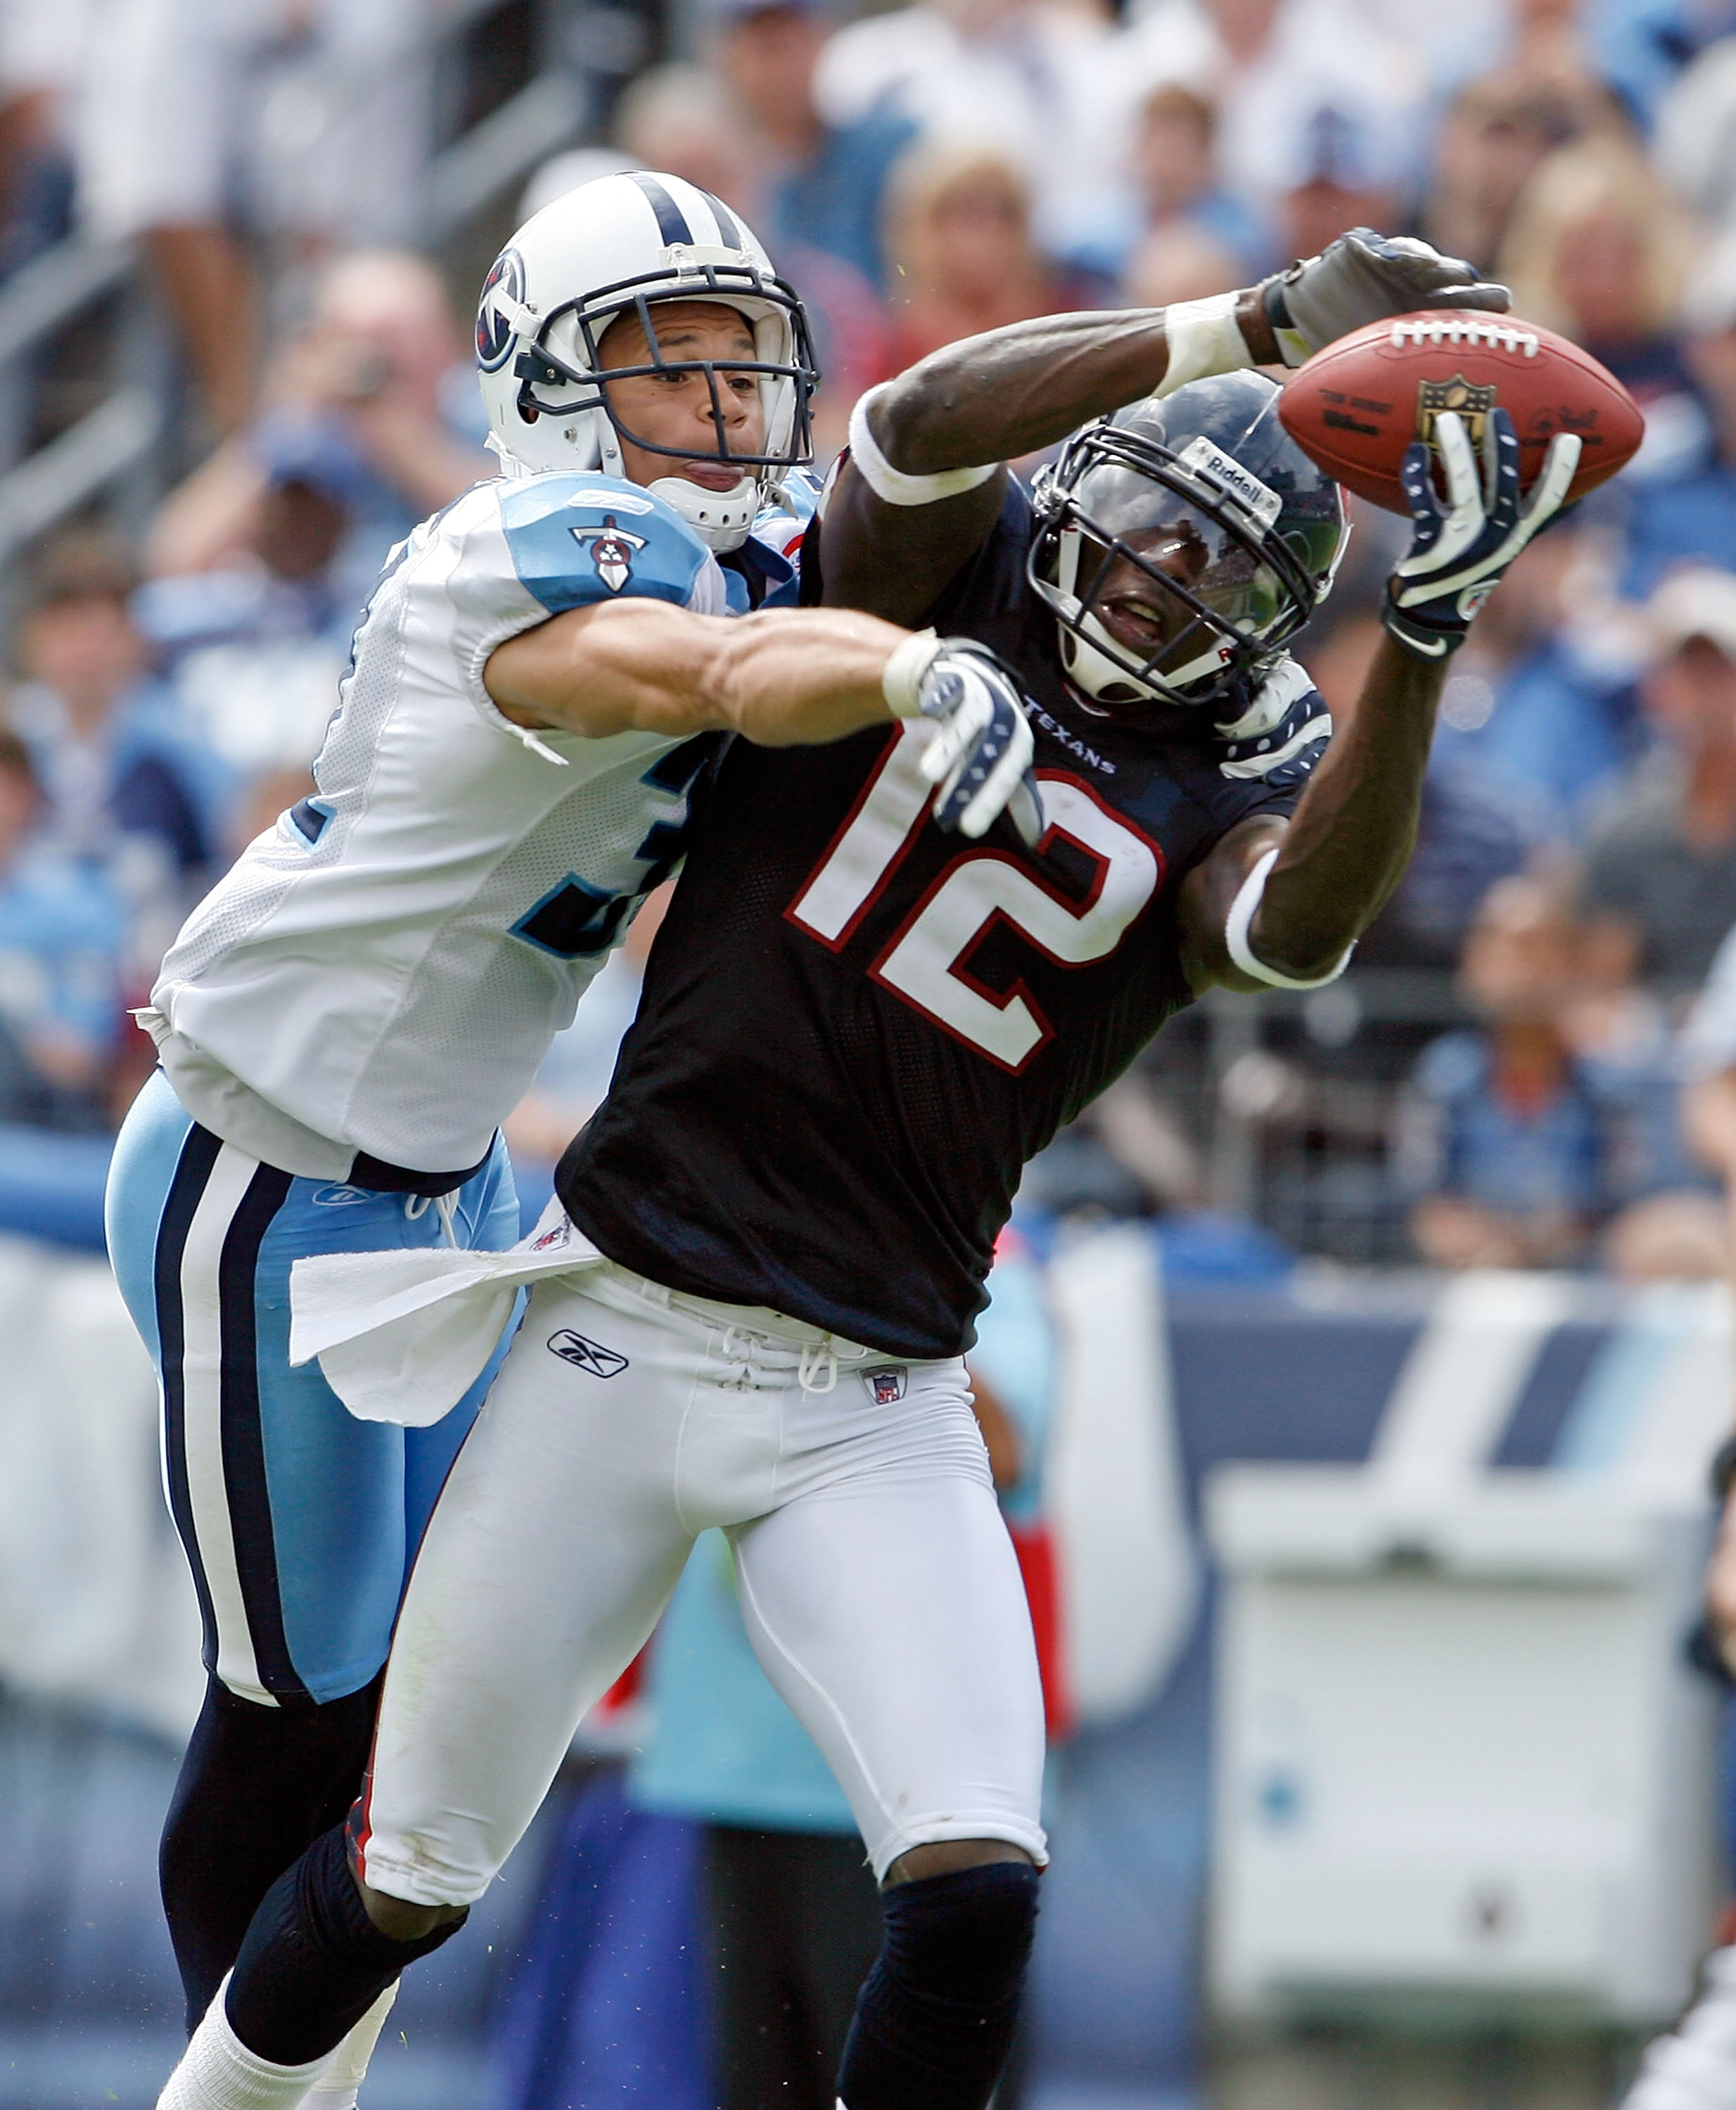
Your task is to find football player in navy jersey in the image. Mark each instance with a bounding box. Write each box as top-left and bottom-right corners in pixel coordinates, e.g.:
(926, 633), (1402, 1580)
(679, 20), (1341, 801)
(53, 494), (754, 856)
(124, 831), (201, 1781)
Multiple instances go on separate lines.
(151, 233), (1582, 2110)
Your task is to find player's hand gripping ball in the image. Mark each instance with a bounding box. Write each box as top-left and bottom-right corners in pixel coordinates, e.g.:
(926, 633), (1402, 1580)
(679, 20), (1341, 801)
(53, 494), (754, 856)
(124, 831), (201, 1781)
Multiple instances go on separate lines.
(1381, 407), (1581, 658)
(912, 639), (1045, 847)
(1258, 228), (1512, 368)
(1277, 309), (1642, 512)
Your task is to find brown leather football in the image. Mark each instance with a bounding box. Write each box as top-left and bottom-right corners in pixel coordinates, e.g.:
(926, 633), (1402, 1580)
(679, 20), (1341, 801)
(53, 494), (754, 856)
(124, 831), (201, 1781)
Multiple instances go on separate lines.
(1277, 309), (1645, 514)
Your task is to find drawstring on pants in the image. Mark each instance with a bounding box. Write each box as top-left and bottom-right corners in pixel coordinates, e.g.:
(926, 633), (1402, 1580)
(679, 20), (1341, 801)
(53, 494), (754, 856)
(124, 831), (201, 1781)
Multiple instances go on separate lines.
(404, 1190), (462, 1249)
(798, 1340), (838, 1395)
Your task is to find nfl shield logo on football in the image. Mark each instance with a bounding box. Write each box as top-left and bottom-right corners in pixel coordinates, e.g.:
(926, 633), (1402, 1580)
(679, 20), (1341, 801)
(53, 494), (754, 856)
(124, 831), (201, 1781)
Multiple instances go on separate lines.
(868, 1367), (907, 1405)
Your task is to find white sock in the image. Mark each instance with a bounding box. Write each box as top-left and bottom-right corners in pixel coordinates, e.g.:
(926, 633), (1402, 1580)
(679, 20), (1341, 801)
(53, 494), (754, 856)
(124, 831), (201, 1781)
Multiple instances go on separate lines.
(307, 1983), (399, 2106)
(158, 1975), (338, 2110)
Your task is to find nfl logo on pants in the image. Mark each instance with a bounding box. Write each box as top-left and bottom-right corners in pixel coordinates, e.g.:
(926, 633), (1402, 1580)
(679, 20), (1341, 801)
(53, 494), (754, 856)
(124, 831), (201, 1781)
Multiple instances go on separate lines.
(870, 1367), (907, 1405)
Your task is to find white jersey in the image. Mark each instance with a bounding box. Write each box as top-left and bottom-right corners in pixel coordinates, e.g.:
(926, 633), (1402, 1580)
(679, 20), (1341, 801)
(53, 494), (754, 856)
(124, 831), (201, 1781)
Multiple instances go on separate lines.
(146, 470), (812, 1179)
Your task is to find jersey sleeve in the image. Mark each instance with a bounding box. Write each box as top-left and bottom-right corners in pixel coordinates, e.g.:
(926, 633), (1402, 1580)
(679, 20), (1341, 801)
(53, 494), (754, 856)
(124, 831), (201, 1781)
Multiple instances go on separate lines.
(424, 475), (722, 736)
(928, 479), (1038, 629)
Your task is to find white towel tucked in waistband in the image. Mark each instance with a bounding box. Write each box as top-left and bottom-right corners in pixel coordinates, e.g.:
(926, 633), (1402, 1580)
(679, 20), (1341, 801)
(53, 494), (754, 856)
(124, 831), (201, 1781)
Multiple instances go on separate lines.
(288, 1201), (604, 1426)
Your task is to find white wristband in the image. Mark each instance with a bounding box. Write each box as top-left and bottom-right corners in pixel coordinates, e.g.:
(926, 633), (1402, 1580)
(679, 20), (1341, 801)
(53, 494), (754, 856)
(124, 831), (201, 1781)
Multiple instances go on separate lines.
(1225, 847), (1354, 990)
(847, 385), (1000, 507)
(1151, 291), (1253, 399)
(882, 628), (943, 718)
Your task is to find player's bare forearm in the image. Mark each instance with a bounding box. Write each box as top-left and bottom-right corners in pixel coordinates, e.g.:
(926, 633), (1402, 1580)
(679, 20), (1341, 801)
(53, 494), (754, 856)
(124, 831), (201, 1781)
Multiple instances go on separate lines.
(1180, 634), (1444, 991)
(820, 294), (1272, 628)
(873, 291), (1272, 476)
(485, 596), (908, 745)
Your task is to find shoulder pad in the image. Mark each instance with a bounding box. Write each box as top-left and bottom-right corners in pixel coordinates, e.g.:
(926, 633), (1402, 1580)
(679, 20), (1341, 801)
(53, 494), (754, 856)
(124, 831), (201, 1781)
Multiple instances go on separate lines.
(496, 473), (711, 615)
(751, 471), (820, 571)
(1215, 656), (1332, 788)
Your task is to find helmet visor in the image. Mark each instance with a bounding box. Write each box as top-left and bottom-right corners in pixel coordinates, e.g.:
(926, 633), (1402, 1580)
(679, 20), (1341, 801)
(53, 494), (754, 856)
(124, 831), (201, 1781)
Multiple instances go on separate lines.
(1071, 467), (1289, 678)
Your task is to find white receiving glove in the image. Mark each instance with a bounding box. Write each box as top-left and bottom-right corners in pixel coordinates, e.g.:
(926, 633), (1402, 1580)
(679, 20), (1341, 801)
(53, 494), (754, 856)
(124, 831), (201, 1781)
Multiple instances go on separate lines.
(883, 632), (1045, 848)
(1382, 407), (1581, 659)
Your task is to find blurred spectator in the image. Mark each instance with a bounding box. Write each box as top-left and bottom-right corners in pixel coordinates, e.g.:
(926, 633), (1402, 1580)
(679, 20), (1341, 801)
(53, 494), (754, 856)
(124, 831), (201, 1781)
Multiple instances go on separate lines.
(1422, 69), (1605, 274)
(1399, 874), (1699, 1272)
(75, 0), (433, 435)
(1271, 94), (1410, 274)
(1595, 0), (1736, 130)
(1118, 82), (1270, 301)
(1580, 568), (1736, 992)
(706, 0), (916, 293)
(135, 431), (357, 788)
(608, 66), (891, 460)
(1655, 30), (1736, 226)
(813, 0), (1129, 276)
(1498, 136), (1702, 475)
(4, 534), (222, 974)
(0, 728), (126, 1132)
(145, 249), (490, 617)
(883, 144), (1078, 371)
(1680, 914), (1736, 1274)
(0, 0), (89, 276)
(1621, 224), (1736, 594)
(1430, 525), (1646, 836)
(1118, 0), (1425, 246)
(1301, 609), (1540, 970)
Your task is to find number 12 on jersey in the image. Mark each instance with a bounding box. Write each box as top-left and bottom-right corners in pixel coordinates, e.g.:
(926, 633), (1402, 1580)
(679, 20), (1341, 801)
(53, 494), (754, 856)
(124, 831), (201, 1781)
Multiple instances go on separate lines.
(787, 724), (1163, 1073)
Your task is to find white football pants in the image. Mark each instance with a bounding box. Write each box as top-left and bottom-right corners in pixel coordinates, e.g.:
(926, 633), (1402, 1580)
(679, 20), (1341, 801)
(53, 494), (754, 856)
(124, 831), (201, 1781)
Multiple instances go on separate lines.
(354, 1253), (1049, 1905)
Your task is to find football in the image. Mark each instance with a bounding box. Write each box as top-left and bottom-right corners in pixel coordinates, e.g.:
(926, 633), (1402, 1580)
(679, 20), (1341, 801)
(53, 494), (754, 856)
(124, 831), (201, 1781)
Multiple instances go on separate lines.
(1277, 310), (1645, 515)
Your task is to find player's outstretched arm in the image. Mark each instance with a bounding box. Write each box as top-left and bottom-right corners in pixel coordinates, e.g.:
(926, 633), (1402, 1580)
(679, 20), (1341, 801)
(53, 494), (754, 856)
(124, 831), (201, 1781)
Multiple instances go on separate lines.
(820, 230), (1508, 628)
(1179, 409), (1581, 992)
(485, 603), (1045, 843)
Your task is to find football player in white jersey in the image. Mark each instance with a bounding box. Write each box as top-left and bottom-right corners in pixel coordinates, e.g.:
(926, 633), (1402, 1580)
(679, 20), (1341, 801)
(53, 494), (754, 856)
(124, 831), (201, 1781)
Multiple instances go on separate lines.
(104, 168), (1040, 2104)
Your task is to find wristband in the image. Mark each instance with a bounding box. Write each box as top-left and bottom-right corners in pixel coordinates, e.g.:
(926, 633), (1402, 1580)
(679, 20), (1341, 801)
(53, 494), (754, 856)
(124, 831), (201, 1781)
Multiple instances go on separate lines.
(1258, 275), (1314, 368)
(1225, 847), (1354, 990)
(882, 628), (943, 718)
(846, 387), (1000, 508)
(1152, 291), (1254, 399)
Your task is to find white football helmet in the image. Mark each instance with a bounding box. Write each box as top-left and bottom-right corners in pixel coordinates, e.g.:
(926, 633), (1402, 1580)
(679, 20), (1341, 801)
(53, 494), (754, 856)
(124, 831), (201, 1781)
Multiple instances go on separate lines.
(475, 170), (816, 551)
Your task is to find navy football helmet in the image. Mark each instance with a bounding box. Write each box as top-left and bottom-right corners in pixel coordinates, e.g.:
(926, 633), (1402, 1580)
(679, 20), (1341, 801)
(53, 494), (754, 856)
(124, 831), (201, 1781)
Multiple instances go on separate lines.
(1028, 371), (1349, 715)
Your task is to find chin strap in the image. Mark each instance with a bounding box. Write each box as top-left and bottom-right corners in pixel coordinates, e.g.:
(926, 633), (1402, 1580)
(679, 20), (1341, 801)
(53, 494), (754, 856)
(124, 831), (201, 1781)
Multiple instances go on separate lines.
(646, 472), (759, 551)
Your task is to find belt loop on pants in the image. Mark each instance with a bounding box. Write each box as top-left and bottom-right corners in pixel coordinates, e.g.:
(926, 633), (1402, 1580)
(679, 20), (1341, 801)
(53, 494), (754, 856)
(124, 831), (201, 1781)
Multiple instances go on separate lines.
(798, 1340), (838, 1395)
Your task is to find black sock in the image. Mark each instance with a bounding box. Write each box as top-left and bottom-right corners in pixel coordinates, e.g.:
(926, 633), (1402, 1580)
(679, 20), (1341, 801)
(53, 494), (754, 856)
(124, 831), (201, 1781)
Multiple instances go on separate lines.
(160, 1675), (382, 2033)
(224, 1822), (468, 2067)
(837, 1863), (1040, 2110)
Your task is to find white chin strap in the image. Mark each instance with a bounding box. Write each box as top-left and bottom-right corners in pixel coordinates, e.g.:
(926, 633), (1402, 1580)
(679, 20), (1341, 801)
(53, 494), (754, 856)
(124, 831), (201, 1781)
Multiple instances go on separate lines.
(1058, 599), (1227, 703)
(647, 473), (759, 552)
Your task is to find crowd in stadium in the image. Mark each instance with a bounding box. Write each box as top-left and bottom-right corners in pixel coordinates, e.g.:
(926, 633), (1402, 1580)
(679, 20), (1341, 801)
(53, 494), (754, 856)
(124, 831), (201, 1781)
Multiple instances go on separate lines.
(1, 0), (1735, 1281)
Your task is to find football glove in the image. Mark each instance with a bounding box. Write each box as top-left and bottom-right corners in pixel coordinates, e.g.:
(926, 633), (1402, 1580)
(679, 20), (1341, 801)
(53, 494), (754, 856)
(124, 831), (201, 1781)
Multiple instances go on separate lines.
(884, 634), (1045, 847)
(1260, 229), (1510, 368)
(1382, 408), (1582, 660)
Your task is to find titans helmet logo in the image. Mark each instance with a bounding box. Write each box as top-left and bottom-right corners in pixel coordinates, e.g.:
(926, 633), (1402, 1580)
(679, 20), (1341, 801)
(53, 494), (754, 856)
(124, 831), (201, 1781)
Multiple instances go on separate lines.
(476, 248), (525, 372)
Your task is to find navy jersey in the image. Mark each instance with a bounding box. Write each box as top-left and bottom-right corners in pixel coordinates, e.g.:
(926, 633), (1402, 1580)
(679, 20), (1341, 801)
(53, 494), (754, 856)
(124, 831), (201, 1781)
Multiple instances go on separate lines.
(556, 481), (1331, 1357)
